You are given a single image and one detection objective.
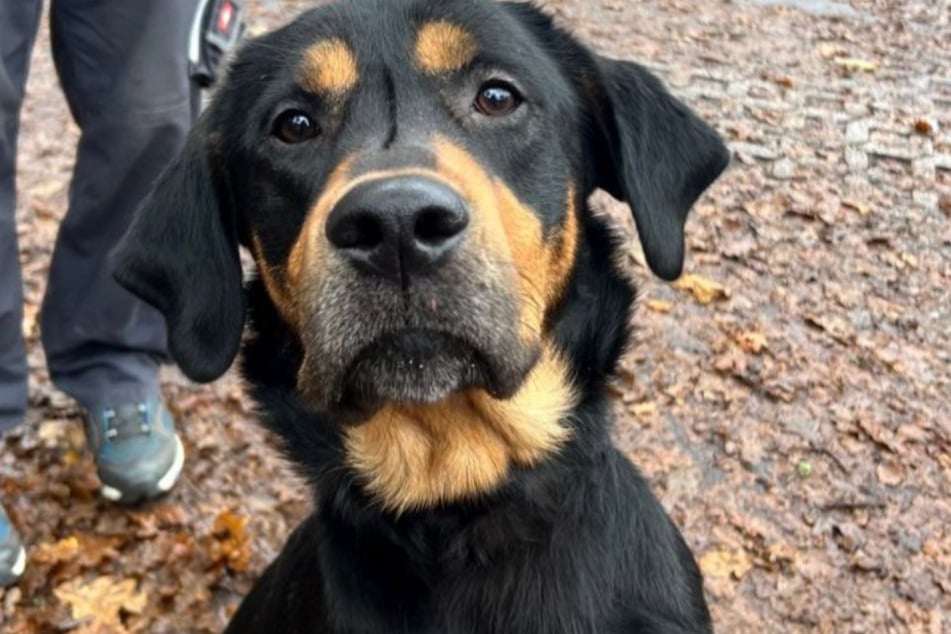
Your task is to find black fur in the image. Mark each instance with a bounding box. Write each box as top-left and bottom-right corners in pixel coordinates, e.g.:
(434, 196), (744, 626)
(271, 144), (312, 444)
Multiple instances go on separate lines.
(113, 1), (728, 632)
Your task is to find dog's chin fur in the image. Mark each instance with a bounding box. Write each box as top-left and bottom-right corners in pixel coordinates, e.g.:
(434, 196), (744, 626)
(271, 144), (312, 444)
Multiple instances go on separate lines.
(299, 329), (538, 419)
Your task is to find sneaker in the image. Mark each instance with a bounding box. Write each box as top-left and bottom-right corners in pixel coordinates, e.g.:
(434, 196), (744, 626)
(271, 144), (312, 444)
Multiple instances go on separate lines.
(81, 399), (185, 505)
(0, 504), (26, 587)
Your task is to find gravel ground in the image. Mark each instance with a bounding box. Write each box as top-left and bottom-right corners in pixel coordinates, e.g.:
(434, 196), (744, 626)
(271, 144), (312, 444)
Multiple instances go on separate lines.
(1, 1), (949, 632)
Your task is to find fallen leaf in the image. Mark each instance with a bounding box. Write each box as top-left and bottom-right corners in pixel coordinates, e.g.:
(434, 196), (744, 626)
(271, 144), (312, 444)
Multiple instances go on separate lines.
(31, 537), (80, 566)
(629, 401), (657, 417)
(818, 43), (842, 59)
(673, 274), (730, 305)
(764, 543), (797, 571)
(699, 548), (753, 580)
(939, 194), (951, 218)
(912, 119), (933, 136)
(27, 179), (63, 199)
(36, 419), (68, 446)
(876, 460), (904, 487)
(833, 57), (878, 73)
(21, 304), (38, 339)
(54, 576), (147, 629)
(209, 509), (252, 573)
(842, 199), (871, 216)
(644, 299), (673, 314)
(736, 331), (769, 355)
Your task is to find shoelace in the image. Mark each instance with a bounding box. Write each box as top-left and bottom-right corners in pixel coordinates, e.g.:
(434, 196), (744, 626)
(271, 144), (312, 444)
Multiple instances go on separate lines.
(103, 404), (152, 441)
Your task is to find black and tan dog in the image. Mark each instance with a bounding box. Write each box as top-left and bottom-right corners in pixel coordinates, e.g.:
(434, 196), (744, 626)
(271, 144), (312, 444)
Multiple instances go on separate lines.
(114, 0), (729, 631)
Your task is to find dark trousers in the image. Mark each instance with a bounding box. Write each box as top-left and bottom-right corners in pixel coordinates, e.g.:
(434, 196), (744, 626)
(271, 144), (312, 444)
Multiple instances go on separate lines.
(0, 0), (197, 431)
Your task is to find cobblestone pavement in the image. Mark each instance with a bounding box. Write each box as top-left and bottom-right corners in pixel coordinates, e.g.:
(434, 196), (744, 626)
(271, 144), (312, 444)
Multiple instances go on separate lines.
(2, 1), (949, 632)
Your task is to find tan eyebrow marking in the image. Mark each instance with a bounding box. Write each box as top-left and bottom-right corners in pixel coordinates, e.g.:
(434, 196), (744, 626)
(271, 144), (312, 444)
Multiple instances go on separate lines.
(299, 39), (360, 94)
(414, 21), (478, 74)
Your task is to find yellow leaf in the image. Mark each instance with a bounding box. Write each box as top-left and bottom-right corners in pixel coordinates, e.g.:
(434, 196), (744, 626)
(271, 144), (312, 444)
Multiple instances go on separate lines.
(629, 401), (657, 417)
(21, 304), (38, 338)
(673, 274), (730, 305)
(818, 43), (840, 59)
(32, 537), (80, 565)
(699, 548), (753, 580)
(54, 576), (147, 628)
(842, 199), (870, 216)
(833, 57), (878, 73)
(644, 299), (673, 314)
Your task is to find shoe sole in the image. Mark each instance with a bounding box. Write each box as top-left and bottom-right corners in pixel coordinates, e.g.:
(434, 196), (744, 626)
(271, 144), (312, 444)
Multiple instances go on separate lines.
(12, 546), (26, 577)
(1, 546), (26, 586)
(100, 435), (186, 504)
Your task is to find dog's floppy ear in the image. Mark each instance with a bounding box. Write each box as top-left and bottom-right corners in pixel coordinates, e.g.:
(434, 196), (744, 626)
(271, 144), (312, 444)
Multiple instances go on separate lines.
(112, 125), (244, 383)
(588, 58), (730, 280)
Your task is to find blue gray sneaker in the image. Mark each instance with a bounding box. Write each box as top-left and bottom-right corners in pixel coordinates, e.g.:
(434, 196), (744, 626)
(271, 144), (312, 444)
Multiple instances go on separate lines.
(81, 399), (185, 505)
(0, 503), (26, 587)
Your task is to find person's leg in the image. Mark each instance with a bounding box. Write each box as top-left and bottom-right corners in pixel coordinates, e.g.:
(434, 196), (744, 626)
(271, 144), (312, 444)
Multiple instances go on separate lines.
(0, 0), (43, 435)
(0, 0), (43, 587)
(42, 0), (197, 410)
(42, 0), (197, 503)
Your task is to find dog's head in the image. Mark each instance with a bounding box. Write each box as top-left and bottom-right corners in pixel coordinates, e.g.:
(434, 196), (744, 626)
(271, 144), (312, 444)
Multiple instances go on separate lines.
(114, 0), (727, 510)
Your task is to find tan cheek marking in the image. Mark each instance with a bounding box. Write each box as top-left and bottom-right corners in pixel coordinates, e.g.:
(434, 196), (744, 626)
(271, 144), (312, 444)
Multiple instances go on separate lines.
(546, 186), (580, 305)
(414, 21), (478, 74)
(283, 157), (358, 327)
(344, 345), (575, 512)
(431, 137), (578, 344)
(299, 39), (359, 95)
(250, 233), (298, 326)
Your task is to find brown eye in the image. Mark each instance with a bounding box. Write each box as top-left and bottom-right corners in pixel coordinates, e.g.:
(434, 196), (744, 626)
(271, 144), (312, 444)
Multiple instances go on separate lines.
(475, 81), (522, 117)
(274, 110), (319, 143)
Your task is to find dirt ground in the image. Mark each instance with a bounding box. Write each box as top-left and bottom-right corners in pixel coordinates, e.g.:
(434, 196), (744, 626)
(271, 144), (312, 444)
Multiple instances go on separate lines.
(1, 0), (949, 632)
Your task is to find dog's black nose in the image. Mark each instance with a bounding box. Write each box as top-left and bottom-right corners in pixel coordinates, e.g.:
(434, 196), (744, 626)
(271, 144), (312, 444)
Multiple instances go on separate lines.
(326, 176), (469, 282)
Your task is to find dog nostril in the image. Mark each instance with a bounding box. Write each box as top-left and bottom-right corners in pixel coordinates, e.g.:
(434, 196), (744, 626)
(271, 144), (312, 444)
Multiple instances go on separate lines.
(329, 211), (385, 251)
(414, 207), (468, 246)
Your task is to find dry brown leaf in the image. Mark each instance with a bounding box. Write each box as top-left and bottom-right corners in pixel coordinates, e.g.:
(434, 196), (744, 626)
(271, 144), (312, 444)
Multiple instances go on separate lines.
(32, 537), (80, 566)
(939, 194), (951, 218)
(644, 299), (673, 314)
(736, 331), (769, 355)
(673, 274), (730, 305)
(912, 119), (933, 136)
(876, 460), (904, 487)
(699, 548), (753, 580)
(54, 575), (147, 629)
(764, 543), (797, 571)
(210, 509), (252, 573)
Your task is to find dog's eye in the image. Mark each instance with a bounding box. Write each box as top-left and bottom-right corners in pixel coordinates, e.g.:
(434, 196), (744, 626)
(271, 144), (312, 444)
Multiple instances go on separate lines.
(474, 81), (522, 117)
(273, 110), (319, 144)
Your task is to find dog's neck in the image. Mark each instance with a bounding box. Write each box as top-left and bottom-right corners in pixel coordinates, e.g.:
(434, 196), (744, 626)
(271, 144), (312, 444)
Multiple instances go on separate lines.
(342, 344), (577, 513)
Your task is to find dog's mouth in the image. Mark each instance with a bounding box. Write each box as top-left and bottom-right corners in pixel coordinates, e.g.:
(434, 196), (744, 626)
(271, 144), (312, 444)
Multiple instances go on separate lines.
(292, 264), (540, 419)
(337, 329), (520, 409)
(298, 327), (538, 421)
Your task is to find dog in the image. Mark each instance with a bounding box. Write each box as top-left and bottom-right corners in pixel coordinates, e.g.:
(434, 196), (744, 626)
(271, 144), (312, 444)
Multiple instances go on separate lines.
(113, 1), (729, 631)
